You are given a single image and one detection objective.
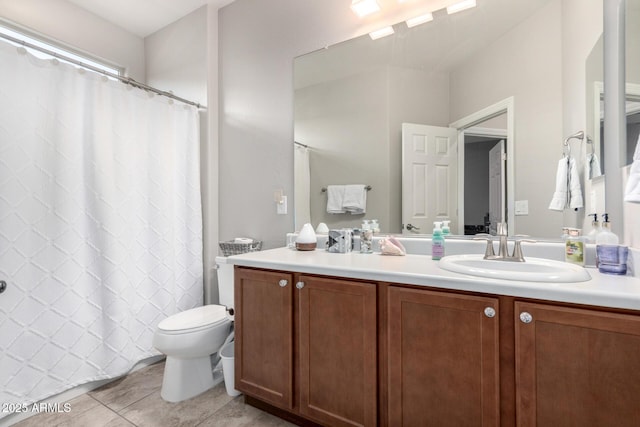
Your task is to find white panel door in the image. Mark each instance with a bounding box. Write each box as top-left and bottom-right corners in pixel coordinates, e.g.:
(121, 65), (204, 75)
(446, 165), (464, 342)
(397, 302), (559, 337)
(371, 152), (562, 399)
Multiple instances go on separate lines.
(401, 123), (458, 235)
(488, 140), (506, 235)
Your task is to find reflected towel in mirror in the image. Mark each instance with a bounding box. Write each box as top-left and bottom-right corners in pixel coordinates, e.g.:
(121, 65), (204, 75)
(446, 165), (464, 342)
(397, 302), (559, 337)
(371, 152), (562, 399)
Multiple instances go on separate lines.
(326, 185), (346, 214)
(624, 136), (640, 203)
(343, 184), (367, 214)
(549, 156), (583, 211)
(586, 152), (602, 179)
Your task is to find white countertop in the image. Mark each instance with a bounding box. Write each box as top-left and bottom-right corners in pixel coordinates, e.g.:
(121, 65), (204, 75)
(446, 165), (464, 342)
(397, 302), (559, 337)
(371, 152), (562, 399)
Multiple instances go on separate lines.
(228, 247), (640, 311)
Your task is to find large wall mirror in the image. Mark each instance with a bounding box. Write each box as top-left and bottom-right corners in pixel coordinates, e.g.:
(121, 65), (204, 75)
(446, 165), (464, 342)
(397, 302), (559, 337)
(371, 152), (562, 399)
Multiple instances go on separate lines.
(294, 0), (604, 239)
(627, 0), (640, 165)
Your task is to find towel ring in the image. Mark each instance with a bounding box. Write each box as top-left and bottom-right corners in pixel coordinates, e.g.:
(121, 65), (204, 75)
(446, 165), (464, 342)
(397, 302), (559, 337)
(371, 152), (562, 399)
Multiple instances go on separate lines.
(563, 130), (587, 156)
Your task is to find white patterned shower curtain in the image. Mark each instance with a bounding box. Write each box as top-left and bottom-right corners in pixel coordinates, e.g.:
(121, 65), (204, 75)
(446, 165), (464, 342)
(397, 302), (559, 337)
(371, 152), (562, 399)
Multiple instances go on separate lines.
(294, 144), (311, 229)
(0, 41), (203, 414)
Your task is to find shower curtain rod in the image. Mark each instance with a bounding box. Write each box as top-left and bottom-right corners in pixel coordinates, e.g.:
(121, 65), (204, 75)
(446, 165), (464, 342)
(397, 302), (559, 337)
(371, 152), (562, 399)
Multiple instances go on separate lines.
(0, 32), (205, 109)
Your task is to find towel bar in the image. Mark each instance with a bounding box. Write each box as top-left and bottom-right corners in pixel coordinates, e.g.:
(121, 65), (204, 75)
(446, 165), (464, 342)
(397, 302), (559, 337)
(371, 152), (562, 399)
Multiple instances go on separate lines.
(321, 185), (372, 192)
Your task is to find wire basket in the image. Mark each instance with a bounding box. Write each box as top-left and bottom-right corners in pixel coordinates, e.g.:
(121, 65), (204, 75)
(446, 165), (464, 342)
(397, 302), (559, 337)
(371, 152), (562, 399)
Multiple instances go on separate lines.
(219, 239), (262, 257)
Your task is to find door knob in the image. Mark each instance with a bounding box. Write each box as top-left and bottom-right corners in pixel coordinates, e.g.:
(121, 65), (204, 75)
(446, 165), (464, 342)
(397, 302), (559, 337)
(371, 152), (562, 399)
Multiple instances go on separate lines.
(406, 223), (420, 231)
(484, 307), (496, 318)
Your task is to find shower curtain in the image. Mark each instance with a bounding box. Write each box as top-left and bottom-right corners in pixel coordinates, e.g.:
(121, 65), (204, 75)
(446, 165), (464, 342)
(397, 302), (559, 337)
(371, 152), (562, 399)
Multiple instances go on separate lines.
(294, 144), (311, 229)
(0, 42), (203, 413)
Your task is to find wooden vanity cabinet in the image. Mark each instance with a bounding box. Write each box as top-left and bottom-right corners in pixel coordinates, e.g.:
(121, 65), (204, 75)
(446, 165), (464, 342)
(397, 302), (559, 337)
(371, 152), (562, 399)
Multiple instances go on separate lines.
(514, 301), (640, 427)
(234, 267), (378, 427)
(386, 286), (501, 427)
(235, 266), (640, 427)
(234, 268), (294, 410)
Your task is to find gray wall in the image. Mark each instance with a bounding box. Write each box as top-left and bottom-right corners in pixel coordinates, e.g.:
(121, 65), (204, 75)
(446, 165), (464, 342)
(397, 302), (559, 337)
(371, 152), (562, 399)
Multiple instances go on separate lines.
(0, 0), (145, 80)
(449, 0), (563, 237)
(218, 0), (423, 248)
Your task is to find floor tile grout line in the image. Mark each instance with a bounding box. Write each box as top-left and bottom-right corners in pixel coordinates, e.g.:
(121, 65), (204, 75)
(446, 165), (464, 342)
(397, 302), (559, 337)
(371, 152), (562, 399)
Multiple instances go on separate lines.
(192, 398), (239, 427)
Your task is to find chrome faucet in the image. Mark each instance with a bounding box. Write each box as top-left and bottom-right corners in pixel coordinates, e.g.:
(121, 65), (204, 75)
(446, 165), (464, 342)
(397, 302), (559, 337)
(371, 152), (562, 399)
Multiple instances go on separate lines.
(474, 223), (536, 262)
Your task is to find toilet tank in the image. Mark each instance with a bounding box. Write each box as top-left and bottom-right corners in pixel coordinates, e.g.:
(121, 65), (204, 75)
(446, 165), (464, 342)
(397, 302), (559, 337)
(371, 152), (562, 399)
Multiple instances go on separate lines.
(215, 256), (234, 309)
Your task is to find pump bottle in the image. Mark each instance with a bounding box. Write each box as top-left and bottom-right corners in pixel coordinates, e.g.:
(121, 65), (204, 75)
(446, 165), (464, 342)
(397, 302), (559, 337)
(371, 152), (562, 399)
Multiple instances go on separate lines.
(442, 220), (451, 236)
(431, 222), (445, 260)
(585, 213), (601, 243)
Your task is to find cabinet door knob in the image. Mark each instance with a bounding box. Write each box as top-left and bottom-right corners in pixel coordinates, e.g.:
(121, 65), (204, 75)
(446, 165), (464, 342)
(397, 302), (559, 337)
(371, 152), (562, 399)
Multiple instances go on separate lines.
(484, 307), (496, 318)
(278, 279), (288, 287)
(519, 311), (533, 324)
(296, 281), (305, 290)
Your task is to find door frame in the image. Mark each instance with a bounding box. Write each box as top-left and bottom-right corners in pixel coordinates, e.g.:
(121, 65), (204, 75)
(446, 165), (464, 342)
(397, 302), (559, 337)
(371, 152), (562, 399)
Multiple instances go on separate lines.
(449, 97), (515, 236)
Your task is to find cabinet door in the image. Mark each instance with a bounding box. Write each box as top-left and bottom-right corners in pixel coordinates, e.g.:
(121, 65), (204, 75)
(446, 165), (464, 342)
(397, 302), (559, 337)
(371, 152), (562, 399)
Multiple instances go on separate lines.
(235, 268), (294, 410)
(515, 302), (640, 427)
(387, 286), (500, 427)
(297, 275), (377, 427)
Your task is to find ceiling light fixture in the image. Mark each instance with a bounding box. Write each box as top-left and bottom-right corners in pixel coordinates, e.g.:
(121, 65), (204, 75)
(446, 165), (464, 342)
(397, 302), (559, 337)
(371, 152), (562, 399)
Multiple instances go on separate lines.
(369, 26), (395, 40)
(446, 0), (477, 14)
(406, 13), (434, 28)
(351, 0), (381, 17)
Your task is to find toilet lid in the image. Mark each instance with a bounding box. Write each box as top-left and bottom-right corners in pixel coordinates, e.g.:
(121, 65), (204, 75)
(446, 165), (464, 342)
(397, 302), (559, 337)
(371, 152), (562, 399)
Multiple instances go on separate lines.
(158, 305), (228, 332)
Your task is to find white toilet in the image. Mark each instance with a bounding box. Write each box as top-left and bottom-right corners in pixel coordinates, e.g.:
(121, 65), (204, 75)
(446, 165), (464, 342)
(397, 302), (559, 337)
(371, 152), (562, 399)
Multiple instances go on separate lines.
(153, 256), (235, 402)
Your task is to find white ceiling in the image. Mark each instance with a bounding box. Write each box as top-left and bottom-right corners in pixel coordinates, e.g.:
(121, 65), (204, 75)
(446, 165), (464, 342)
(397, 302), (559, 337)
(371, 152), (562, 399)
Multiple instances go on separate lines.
(66, 0), (236, 38)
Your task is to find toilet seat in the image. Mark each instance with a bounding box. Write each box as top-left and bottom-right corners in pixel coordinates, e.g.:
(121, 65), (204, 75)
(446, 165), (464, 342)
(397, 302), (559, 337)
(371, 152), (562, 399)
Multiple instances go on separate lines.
(157, 305), (228, 334)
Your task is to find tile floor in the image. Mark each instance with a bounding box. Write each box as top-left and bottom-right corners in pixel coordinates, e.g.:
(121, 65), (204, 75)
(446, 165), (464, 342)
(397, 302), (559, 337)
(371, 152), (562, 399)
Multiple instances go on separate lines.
(12, 361), (295, 427)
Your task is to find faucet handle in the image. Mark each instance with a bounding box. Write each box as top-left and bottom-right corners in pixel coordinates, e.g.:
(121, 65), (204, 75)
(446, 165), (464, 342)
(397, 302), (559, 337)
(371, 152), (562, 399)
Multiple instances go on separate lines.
(473, 234), (495, 258)
(512, 236), (536, 261)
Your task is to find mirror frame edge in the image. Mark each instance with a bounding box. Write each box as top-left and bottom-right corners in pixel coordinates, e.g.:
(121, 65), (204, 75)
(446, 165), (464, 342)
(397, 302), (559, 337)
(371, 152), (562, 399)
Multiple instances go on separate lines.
(603, 0), (626, 238)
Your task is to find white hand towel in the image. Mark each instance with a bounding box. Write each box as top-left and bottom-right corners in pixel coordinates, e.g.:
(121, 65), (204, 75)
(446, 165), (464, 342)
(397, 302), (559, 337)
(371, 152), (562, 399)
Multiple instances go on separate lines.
(568, 156), (584, 210)
(586, 152), (602, 179)
(326, 185), (346, 214)
(624, 135), (640, 203)
(548, 157), (569, 211)
(343, 184), (367, 215)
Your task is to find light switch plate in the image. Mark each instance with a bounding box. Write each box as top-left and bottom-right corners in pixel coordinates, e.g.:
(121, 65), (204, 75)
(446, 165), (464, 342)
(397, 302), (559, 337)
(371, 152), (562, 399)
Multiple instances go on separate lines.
(277, 196), (287, 215)
(515, 200), (528, 215)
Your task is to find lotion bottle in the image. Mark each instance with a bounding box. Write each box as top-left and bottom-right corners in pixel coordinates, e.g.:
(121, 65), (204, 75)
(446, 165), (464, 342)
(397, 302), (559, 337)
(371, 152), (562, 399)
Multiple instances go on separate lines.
(595, 213), (620, 269)
(431, 222), (445, 261)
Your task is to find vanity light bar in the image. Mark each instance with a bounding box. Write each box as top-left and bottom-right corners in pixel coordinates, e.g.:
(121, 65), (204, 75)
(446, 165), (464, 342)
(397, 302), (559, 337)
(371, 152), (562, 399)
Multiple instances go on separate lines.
(351, 0), (381, 17)
(406, 13), (434, 28)
(447, 0), (476, 14)
(369, 26), (395, 40)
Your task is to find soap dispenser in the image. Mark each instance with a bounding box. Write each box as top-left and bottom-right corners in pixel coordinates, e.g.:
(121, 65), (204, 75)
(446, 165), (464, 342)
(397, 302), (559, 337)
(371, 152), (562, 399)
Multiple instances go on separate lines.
(596, 214), (619, 245)
(595, 213), (621, 269)
(442, 220), (451, 236)
(431, 222), (445, 261)
(585, 213), (601, 243)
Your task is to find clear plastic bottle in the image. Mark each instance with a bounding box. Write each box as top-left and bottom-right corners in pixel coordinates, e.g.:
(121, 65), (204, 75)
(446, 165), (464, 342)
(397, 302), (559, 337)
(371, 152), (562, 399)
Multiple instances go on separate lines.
(431, 222), (445, 260)
(360, 220), (373, 254)
(595, 213), (621, 270)
(585, 213), (601, 243)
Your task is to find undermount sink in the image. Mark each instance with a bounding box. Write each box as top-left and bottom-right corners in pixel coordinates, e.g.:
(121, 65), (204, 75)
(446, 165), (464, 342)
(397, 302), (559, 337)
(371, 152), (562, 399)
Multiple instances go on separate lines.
(438, 254), (591, 283)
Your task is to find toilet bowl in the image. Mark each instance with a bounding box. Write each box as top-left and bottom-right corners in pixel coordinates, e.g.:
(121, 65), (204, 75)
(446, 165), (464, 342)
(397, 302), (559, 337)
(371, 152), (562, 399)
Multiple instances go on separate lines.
(153, 256), (236, 402)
